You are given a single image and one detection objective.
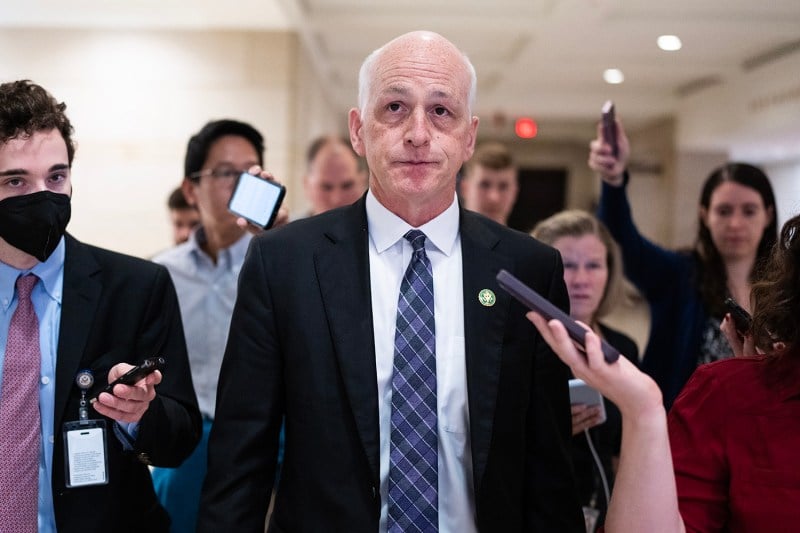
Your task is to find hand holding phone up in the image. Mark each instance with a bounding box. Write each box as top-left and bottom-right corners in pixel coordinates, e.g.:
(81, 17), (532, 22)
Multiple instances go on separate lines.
(588, 101), (630, 186)
(229, 166), (288, 231)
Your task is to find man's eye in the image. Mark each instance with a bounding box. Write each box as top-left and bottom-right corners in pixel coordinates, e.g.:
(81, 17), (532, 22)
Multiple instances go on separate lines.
(388, 103), (401, 112)
(433, 107), (448, 116)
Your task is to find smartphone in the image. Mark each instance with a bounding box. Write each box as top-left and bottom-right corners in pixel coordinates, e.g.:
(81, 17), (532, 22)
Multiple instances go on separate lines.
(569, 378), (606, 424)
(228, 172), (286, 229)
(496, 269), (620, 363)
(89, 356), (166, 403)
(724, 297), (752, 336)
(601, 100), (619, 158)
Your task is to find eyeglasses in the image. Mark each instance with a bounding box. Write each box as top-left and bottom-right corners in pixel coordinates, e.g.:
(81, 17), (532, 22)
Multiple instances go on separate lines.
(188, 166), (244, 183)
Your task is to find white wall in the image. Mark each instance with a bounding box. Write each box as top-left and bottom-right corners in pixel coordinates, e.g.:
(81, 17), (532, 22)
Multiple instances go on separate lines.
(1, 28), (338, 258)
(763, 159), (800, 226)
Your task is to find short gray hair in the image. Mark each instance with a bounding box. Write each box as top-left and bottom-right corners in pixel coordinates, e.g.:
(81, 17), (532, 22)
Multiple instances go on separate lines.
(357, 35), (477, 116)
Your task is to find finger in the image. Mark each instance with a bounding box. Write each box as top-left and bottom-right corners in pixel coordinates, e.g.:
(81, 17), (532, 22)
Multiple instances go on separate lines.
(273, 206), (291, 228)
(720, 314), (744, 357)
(91, 393), (151, 423)
(143, 370), (162, 387)
(92, 400), (147, 424)
(529, 312), (590, 374)
(582, 328), (608, 369)
(571, 404), (588, 416)
(742, 335), (756, 357)
(247, 164), (263, 176)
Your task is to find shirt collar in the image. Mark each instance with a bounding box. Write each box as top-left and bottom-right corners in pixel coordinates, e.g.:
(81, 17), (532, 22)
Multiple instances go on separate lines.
(188, 225), (252, 269)
(365, 190), (460, 256)
(0, 236), (65, 309)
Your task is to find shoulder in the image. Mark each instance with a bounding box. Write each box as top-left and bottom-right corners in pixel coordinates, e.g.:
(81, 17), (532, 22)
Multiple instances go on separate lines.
(151, 241), (192, 266)
(252, 201), (365, 250)
(674, 356), (774, 412)
(461, 209), (558, 260)
(66, 235), (169, 283)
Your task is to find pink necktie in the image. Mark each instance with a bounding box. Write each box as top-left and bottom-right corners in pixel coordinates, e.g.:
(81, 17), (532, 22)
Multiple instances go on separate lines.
(0, 274), (41, 531)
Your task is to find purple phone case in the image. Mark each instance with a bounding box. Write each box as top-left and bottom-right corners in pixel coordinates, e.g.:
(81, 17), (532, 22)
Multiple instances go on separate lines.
(601, 100), (619, 158)
(496, 269), (620, 363)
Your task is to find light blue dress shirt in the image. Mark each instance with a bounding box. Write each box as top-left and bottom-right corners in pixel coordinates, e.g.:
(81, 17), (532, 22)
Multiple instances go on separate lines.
(0, 237), (65, 533)
(152, 227), (251, 418)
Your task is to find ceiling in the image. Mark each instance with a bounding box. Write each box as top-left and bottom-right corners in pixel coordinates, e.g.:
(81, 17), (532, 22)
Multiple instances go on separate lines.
(4, 0), (800, 145)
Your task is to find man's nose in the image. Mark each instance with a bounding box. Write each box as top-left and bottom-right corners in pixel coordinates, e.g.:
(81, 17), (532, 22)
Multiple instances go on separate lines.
(404, 108), (431, 147)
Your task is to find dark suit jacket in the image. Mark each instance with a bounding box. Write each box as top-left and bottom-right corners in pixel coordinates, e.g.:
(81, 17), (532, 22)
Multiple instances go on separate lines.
(51, 235), (201, 532)
(199, 198), (583, 532)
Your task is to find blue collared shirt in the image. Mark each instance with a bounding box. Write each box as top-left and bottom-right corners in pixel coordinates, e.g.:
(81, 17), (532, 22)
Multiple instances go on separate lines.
(152, 227), (251, 418)
(0, 237), (65, 533)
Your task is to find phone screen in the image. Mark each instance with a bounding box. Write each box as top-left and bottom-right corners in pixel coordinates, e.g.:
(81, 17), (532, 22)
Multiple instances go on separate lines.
(228, 172), (286, 228)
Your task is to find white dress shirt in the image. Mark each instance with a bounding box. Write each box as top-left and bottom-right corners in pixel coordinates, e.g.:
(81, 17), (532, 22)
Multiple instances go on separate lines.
(366, 191), (477, 533)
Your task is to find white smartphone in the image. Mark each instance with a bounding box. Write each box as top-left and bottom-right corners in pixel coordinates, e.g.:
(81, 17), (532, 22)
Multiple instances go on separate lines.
(569, 378), (606, 424)
(228, 172), (286, 229)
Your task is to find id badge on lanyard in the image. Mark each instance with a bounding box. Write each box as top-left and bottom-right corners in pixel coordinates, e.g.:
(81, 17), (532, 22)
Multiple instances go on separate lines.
(63, 369), (109, 488)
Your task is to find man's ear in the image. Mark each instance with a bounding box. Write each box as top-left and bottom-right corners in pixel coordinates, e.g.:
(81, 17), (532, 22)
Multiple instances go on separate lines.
(463, 115), (480, 160)
(181, 178), (197, 207)
(349, 108), (366, 157)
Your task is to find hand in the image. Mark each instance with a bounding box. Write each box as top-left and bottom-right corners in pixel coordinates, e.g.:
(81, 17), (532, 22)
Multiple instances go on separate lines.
(234, 165), (291, 233)
(92, 362), (162, 424)
(588, 117), (630, 186)
(527, 311), (662, 419)
(571, 404), (604, 436)
(720, 314), (756, 357)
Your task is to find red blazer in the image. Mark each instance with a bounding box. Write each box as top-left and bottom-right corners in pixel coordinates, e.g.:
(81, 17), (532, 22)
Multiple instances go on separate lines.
(669, 354), (800, 532)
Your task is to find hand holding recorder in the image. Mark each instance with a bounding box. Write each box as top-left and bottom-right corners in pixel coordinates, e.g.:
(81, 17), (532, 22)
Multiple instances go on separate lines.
(90, 356), (165, 424)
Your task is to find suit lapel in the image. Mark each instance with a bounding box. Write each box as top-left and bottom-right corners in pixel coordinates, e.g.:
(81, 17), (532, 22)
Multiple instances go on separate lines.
(460, 211), (514, 494)
(314, 200), (381, 482)
(54, 235), (101, 432)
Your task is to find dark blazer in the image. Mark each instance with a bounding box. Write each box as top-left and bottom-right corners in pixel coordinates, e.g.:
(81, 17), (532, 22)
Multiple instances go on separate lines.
(51, 235), (201, 532)
(199, 198), (583, 532)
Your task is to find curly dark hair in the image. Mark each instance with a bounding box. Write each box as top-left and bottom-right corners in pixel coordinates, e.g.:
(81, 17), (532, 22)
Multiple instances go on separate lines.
(0, 80), (75, 165)
(751, 214), (800, 354)
(695, 162), (777, 317)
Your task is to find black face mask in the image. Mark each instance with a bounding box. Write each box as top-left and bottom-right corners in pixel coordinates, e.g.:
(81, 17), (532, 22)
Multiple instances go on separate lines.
(0, 191), (71, 262)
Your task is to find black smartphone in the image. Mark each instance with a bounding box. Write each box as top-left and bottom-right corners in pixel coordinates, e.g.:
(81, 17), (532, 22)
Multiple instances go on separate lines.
(89, 356), (166, 403)
(601, 100), (619, 158)
(724, 297), (752, 336)
(228, 172), (286, 229)
(496, 269), (620, 363)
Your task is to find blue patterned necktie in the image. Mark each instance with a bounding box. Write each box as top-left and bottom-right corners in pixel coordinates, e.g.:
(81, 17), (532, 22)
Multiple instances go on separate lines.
(388, 229), (438, 533)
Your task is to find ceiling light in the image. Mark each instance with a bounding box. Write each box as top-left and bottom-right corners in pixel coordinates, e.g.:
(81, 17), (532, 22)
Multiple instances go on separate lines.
(657, 35), (682, 51)
(603, 69), (624, 84)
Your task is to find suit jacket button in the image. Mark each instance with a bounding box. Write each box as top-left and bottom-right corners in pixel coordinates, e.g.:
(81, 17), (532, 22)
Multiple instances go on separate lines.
(137, 452), (152, 465)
